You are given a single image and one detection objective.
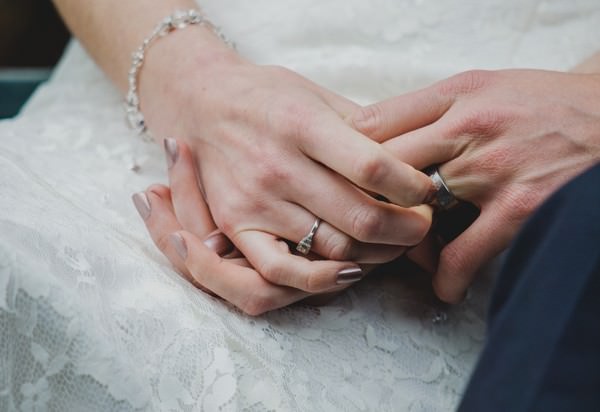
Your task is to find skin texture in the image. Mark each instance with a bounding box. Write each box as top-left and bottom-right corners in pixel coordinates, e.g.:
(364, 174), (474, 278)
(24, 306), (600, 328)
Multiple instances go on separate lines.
(351, 63), (600, 303)
(134, 139), (370, 315)
(54, 0), (600, 310)
(144, 54), (433, 263)
(53, 0), (434, 281)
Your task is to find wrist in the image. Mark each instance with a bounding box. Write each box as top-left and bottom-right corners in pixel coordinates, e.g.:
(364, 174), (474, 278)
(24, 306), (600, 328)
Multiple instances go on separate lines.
(137, 23), (245, 138)
(143, 23), (242, 82)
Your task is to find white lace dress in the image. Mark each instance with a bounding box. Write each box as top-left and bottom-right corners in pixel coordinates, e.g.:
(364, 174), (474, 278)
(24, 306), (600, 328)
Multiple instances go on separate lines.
(1, 1), (598, 410)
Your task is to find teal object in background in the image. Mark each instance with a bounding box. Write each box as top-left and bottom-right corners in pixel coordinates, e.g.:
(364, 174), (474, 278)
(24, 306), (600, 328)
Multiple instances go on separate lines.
(0, 69), (51, 119)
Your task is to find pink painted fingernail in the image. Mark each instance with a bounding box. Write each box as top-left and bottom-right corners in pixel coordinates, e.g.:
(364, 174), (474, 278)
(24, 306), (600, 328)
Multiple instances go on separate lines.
(164, 138), (179, 169)
(170, 233), (188, 260)
(132, 192), (151, 220)
(336, 267), (363, 285)
(203, 232), (235, 256)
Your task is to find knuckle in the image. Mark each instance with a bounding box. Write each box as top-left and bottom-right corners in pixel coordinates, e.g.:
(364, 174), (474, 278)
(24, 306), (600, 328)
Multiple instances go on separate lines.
(261, 258), (323, 293)
(452, 109), (511, 138)
(215, 217), (235, 237)
(282, 103), (310, 132)
(257, 257), (286, 285)
(254, 248), (330, 293)
(352, 150), (389, 189)
(211, 194), (270, 236)
(275, 100), (318, 139)
(513, 198), (538, 221)
(352, 103), (384, 136)
(326, 234), (356, 261)
(210, 203), (238, 235)
(253, 156), (291, 190)
(304, 265), (339, 293)
(498, 186), (541, 223)
(441, 70), (492, 97)
(348, 205), (383, 242)
(303, 273), (323, 293)
(146, 184), (169, 198)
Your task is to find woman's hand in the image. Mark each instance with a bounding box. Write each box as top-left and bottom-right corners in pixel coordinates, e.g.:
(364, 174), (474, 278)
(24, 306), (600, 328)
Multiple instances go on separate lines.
(351, 68), (600, 303)
(139, 27), (434, 272)
(132, 140), (368, 315)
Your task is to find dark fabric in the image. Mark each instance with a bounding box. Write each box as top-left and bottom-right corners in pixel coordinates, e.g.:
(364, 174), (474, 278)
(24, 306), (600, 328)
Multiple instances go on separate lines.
(458, 162), (600, 412)
(0, 80), (44, 119)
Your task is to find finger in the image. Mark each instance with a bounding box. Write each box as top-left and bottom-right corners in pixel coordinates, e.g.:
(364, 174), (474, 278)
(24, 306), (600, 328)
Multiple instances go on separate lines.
(299, 110), (435, 207)
(131, 188), (187, 278)
(234, 230), (364, 293)
(382, 115), (494, 204)
(201, 146), (433, 248)
(252, 201), (407, 263)
(432, 204), (518, 303)
(145, 187), (234, 260)
(171, 231), (311, 315)
(286, 160), (434, 246)
(382, 120), (457, 171)
(145, 184), (175, 214)
(164, 138), (216, 238)
(351, 70), (496, 143)
(350, 82), (453, 142)
(133, 188), (226, 295)
(315, 87), (360, 119)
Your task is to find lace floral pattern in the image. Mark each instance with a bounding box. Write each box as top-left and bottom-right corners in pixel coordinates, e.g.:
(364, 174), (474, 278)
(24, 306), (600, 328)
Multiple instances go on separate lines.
(1, 0), (598, 410)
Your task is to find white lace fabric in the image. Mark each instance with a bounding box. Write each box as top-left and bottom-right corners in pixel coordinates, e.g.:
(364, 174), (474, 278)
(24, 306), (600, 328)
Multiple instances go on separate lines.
(1, 1), (598, 410)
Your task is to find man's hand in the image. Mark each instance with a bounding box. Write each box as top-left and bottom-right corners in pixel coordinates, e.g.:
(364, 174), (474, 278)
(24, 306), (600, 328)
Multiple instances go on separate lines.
(352, 68), (600, 302)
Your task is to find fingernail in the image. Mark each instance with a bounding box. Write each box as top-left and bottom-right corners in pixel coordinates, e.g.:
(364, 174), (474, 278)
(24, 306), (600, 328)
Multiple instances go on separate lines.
(336, 267), (363, 285)
(132, 192), (151, 220)
(164, 138), (179, 169)
(170, 233), (188, 260)
(203, 232), (235, 256)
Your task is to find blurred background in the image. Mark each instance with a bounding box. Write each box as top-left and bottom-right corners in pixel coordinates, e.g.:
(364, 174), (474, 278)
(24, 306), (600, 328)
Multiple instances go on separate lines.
(0, 0), (69, 118)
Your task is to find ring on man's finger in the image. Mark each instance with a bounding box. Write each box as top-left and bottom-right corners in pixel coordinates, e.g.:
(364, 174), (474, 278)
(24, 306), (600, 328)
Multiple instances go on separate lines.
(296, 218), (321, 255)
(424, 166), (458, 210)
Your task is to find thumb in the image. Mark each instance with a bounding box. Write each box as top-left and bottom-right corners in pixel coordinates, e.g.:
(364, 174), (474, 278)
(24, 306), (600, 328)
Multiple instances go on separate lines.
(349, 83), (453, 142)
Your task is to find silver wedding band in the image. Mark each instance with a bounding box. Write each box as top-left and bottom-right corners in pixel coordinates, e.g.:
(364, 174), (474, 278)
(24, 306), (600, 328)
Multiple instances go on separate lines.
(296, 218), (321, 255)
(425, 166), (458, 210)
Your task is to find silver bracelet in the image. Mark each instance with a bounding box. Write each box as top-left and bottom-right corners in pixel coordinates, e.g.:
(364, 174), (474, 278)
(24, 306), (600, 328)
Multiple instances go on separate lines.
(125, 9), (234, 140)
